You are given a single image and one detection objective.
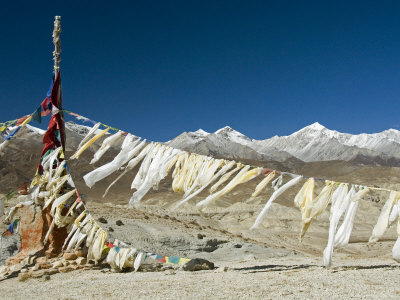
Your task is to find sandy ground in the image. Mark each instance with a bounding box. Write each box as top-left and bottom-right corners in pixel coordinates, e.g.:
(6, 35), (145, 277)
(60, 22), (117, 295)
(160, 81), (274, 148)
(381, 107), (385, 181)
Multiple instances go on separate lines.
(1, 256), (400, 299)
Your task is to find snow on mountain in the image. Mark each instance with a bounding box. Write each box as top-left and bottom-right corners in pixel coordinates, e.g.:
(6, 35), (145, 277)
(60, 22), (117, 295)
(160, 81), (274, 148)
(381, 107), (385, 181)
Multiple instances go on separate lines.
(168, 126), (294, 162)
(11, 121), (400, 165)
(9, 121), (99, 137)
(65, 121), (100, 136)
(25, 124), (46, 135)
(4, 125), (46, 136)
(169, 122), (400, 165)
(254, 122), (400, 163)
(194, 129), (209, 136)
(213, 126), (253, 146)
(9, 121), (103, 151)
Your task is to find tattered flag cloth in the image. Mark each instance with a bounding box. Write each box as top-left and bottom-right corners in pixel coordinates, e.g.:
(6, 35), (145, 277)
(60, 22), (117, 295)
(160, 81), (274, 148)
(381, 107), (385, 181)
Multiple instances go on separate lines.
(32, 106), (42, 123)
(38, 71), (65, 174)
(5, 190), (17, 202)
(18, 183), (29, 195)
(16, 115), (30, 126)
(41, 79), (54, 116)
(3, 127), (21, 141)
(2, 114), (33, 142)
(75, 190), (82, 203)
(152, 254), (190, 265)
(41, 98), (52, 116)
(104, 239), (191, 266)
(2, 219), (19, 236)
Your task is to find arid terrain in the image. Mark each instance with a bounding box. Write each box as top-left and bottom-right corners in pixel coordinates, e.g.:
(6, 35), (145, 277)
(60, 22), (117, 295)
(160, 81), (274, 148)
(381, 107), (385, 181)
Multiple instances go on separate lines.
(1, 126), (400, 299)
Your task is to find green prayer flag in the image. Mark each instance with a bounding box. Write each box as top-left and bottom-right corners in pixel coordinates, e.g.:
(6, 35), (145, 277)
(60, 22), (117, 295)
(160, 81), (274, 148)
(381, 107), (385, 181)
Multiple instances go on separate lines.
(32, 106), (42, 123)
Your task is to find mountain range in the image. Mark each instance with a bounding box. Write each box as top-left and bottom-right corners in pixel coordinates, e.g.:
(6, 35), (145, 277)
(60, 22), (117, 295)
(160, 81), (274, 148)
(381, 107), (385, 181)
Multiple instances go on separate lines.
(167, 122), (400, 166)
(4, 121), (400, 166)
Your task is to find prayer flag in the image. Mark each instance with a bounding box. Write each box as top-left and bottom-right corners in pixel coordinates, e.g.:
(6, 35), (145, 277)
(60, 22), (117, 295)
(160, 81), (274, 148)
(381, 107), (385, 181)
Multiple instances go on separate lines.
(38, 71), (65, 174)
(32, 106), (42, 123)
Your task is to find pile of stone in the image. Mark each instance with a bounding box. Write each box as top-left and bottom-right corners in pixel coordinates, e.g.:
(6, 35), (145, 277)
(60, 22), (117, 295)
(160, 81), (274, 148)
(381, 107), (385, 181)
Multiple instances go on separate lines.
(0, 250), (95, 281)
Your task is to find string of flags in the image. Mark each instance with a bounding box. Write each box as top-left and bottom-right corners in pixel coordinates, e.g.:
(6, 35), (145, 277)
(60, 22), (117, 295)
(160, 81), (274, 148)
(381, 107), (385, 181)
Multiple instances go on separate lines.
(59, 109), (395, 194)
(3, 106), (393, 195)
(2, 99), (400, 268)
(60, 109), (400, 267)
(0, 103), (397, 206)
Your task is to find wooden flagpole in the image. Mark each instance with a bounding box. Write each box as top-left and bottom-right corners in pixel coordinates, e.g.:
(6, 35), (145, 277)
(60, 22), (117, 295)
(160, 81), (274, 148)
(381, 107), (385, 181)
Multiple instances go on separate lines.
(53, 16), (61, 75)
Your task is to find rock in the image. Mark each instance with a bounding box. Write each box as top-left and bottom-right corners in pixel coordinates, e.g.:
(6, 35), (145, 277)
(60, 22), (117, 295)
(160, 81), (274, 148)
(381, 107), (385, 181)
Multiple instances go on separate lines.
(20, 258), (29, 266)
(182, 258), (214, 271)
(140, 264), (158, 272)
(63, 252), (77, 260)
(198, 239), (227, 253)
(52, 260), (64, 268)
(116, 220), (124, 226)
(46, 268), (59, 275)
(42, 275), (51, 281)
(197, 233), (204, 239)
(31, 270), (46, 278)
(0, 266), (9, 278)
(75, 249), (87, 257)
(98, 217), (107, 224)
(7, 205), (68, 265)
(108, 227), (114, 232)
(38, 262), (52, 270)
(32, 264), (39, 271)
(161, 265), (174, 271)
(36, 256), (47, 263)
(58, 266), (74, 273)
(214, 266), (228, 273)
(18, 272), (31, 282)
(2, 235), (21, 266)
(233, 244), (242, 248)
(76, 257), (87, 266)
(164, 269), (176, 275)
(9, 263), (22, 272)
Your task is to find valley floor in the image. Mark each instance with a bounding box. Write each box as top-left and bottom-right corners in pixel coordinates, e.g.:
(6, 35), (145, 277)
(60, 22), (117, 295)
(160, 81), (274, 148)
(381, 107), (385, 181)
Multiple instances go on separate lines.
(1, 255), (400, 299)
(1, 199), (400, 299)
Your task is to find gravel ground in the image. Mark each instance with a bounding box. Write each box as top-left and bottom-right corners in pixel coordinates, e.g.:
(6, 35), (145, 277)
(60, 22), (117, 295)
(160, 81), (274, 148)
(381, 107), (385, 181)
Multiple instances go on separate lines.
(1, 257), (400, 299)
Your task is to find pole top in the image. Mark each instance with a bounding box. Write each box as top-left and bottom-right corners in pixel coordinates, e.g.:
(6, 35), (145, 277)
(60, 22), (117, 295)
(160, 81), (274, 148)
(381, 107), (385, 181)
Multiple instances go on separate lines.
(53, 16), (62, 74)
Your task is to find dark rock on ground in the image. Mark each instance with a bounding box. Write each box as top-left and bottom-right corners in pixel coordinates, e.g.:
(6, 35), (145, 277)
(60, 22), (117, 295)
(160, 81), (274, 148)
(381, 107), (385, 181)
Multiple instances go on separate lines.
(182, 258), (214, 271)
(98, 217), (107, 224)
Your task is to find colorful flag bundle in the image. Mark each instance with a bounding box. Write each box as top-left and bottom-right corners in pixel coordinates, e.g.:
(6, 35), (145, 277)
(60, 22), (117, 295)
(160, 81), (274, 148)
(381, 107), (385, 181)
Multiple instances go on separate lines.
(38, 71), (65, 174)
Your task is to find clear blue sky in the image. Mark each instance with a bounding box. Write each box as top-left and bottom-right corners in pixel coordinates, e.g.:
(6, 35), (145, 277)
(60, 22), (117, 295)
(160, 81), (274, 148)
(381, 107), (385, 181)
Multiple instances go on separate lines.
(1, 1), (400, 141)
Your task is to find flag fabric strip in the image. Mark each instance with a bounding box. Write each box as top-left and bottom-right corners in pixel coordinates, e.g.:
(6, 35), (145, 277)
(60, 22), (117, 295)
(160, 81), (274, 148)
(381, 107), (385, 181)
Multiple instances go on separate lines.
(38, 71), (65, 174)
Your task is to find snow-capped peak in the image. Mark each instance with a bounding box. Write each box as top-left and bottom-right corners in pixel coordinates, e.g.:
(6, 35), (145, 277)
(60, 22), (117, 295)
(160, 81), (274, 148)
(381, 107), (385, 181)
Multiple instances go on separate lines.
(306, 122), (326, 131)
(214, 126), (234, 134)
(289, 122), (344, 140)
(194, 129), (209, 136)
(65, 121), (105, 136)
(214, 125), (253, 145)
(25, 124), (46, 135)
(65, 121), (91, 136)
